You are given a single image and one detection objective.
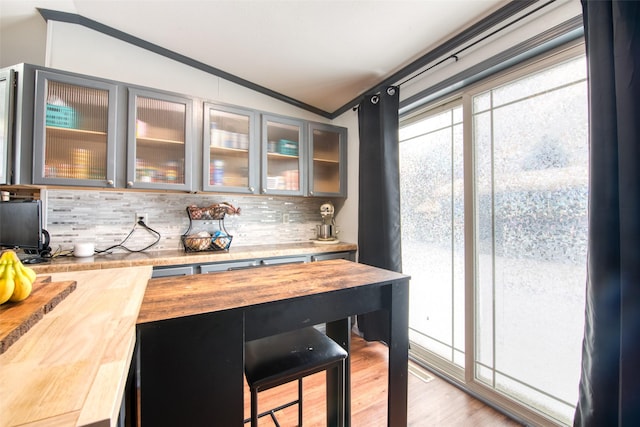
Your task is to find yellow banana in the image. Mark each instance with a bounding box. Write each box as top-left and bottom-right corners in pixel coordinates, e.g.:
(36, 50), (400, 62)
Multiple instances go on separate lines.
(10, 266), (32, 302)
(0, 250), (37, 303)
(9, 252), (37, 283)
(0, 250), (13, 263)
(21, 260), (37, 283)
(7, 250), (20, 263)
(16, 263), (37, 283)
(0, 263), (16, 304)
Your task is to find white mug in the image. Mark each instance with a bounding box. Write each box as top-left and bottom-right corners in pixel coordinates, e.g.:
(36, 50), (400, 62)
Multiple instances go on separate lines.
(74, 242), (95, 257)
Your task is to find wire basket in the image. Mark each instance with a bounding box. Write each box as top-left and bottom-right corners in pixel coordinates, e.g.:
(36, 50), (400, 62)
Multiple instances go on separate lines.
(182, 229), (232, 252)
(181, 205), (236, 252)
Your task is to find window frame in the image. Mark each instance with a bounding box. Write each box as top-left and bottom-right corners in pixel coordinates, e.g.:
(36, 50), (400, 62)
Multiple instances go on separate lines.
(399, 40), (587, 427)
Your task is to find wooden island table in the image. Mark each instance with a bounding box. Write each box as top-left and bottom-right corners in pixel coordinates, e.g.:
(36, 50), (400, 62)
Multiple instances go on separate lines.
(0, 265), (152, 427)
(135, 259), (410, 426)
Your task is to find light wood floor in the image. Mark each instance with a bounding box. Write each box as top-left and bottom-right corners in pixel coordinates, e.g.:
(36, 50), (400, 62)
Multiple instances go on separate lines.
(243, 333), (523, 426)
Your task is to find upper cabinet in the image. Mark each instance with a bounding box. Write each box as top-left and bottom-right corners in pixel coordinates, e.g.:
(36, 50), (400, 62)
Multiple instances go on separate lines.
(7, 64), (347, 196)
(202, 103), (258, 194)
(261, 114), (305, 196)
(205, 109), (347, 197)
(33, 70), (118, 187)
(308, 122), (347, 198)
(127, 88), (193, 191)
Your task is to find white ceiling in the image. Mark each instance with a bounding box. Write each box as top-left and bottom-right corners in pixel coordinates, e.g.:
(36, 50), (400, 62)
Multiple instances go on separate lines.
(0, 0), (509, 114)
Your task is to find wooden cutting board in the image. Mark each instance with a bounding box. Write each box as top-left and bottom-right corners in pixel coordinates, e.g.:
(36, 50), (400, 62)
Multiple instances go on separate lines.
(0, 276), (77, 354)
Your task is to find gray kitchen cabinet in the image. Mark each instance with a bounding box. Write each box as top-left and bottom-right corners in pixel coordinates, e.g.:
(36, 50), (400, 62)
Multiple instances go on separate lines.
(151, 250), (353, 277)
(310, 251), (355, 262)
(5, 63), (346, 196)
(259, 255), (308, 265)
(152, 265), (195, 278)
(199, 255), (308, 273)
(0, 68), (15, 184)
(308, 122), (347, 198)
(261, 114), (305, 196)
(30, 65), (196, 191)
(0, 64), (34, 185)
(205, 107), (347, 198)
(202, 102), (259, 194)
(199, 259), (259, 273)
(261, 114), (348, 198)
(127, 87), (194, 191)
(33, 69), (118, 187)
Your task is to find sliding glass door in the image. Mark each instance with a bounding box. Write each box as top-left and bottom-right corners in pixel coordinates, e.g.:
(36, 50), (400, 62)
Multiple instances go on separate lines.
(400, 103), (465, 374)
(400, 49), (588, 425)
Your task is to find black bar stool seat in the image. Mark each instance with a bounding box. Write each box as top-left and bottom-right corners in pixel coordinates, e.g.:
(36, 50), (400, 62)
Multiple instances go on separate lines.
(244, 327), (348, 426)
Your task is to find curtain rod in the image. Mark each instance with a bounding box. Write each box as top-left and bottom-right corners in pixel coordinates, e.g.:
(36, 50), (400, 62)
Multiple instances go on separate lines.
(345, 0), (553, 115)
(396, 0), (557, 88)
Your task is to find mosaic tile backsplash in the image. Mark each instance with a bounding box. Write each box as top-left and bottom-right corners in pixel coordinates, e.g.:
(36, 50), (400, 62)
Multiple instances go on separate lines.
(44, 190), (331, 253)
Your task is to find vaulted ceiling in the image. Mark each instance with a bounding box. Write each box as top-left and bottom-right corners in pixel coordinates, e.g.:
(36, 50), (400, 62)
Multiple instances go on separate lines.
(1, 0), (512, 116)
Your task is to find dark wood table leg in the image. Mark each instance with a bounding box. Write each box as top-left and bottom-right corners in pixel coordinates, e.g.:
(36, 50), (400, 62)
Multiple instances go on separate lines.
(125, 341), (138, 427)
(387, 279), (410, 426)
(137, 310), (244, 426)
(326, 317), (351, 427)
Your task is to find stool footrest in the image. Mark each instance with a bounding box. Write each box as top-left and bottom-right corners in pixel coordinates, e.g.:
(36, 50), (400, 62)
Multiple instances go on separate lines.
(243, 398), (299, 425)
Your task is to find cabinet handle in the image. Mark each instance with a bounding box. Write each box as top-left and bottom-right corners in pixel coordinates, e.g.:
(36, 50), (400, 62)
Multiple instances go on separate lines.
(106, 179), (114, 187)
(249, 186), (255, 192)
(262, 188), (267, 194)
(127, 181), (134, 188)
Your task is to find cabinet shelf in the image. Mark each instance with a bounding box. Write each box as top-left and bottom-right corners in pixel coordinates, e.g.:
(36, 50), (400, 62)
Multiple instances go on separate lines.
(136, 136), (185, 145)
(267, 152), (299, 159)
(46, 126), (107, 136)
(210, 146), (249, 154)
(313, 157), (339, 164)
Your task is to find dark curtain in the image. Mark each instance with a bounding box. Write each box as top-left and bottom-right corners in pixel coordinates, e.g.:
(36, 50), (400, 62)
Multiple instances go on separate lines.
(575, 2), (640, 426)
(356, 86), (402, 342)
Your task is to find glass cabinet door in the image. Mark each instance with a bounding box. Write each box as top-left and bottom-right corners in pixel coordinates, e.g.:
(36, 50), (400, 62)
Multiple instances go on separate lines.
(308, 123), (347, 197)
(262, 114), (304, 196)
(0, 69), (14, 185)
(33, 71), (117, 187)
(127, 88), (193, 190)
(203, 103), (258, 193)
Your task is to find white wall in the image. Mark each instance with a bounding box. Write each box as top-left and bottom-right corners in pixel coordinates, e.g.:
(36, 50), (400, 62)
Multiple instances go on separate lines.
(45, 21), (329, 121)
(0, 11), (47, 67)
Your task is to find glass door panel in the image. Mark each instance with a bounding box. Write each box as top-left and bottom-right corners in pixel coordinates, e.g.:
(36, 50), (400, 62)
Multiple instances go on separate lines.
(262, 115), (303, 195)
(0, 69), (13, 185)
(309, 123), (346, 197)
(127, 88), (192, 190)
(400, 105), (465, 372)
(473, 56), (588, 424)
(203, 103), (257, 193)
(33, 71), (117, 187)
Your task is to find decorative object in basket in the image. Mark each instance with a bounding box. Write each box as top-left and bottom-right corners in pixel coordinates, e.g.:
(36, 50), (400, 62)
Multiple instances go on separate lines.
(182, 203), (240, 252)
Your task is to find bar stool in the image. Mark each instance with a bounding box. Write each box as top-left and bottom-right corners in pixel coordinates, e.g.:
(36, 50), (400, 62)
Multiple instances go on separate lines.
(244, 327), (348, 426)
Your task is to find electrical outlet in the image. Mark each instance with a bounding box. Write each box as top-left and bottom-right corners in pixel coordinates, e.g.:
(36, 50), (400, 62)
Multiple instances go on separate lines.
(135, 212), (148, 225)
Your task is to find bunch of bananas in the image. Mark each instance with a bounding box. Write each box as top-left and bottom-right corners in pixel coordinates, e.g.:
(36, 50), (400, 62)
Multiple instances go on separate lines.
(0, 250), (37, 305)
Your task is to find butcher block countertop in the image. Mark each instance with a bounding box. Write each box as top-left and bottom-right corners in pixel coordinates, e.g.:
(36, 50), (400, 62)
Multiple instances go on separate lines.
(138, 258), (406, 324)
(0, 265), (152, 427)
(30, 241), (357, 274)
